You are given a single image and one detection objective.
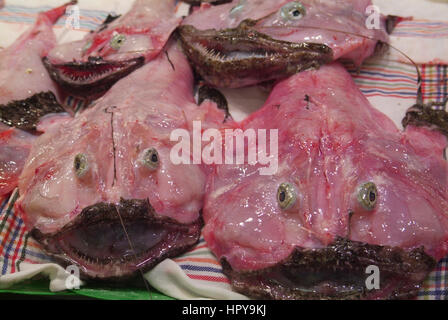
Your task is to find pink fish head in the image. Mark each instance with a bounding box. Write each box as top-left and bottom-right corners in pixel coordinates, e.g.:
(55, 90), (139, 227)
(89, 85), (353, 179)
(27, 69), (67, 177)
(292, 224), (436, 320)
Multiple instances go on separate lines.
(43, 0), (181, 99)
(17, 43), (227, 279)
(179, 0), (391, 88)
(203, 63), (448, 299)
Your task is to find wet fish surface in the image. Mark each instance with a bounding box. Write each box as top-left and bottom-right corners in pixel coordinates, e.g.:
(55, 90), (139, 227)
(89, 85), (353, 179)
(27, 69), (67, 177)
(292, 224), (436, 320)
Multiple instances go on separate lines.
(0, 2), (74, 202)
(43, 0), (181, 99)
(203, 63), (448, 299)
(179, 0), (390, 88)
(16, 42), (227, 280)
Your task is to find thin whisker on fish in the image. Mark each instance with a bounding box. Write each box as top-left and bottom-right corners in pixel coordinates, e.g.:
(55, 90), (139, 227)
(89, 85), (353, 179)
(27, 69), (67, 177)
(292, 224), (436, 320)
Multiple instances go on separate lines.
(113, 206), (153, 300)
(256, 24), (422, 80)
(256, 24), (425, 105)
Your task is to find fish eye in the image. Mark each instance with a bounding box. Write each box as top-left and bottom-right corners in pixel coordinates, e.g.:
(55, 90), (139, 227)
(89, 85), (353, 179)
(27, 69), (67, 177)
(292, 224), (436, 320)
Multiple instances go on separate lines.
(141, 148), (160, 170)
(110, 33), (126, 50)
(277, 183), (297, 210)
(74, 153), (89, 178)
(281, 2), (306, 21)
(357, 182), (378, 210)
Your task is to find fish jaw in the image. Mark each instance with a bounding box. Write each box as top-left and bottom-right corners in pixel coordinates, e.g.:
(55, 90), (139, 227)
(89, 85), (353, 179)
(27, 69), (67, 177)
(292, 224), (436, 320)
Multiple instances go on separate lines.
(221, 238), (436, 300)
(42, 57), (145, 99)
(30, 199), (202, 280)
(178, 23), (333, 88)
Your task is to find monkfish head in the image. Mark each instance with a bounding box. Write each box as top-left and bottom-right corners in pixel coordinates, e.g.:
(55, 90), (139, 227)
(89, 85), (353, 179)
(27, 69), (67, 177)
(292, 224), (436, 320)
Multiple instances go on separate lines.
(17, 43), (224, 280)
(179, 0), (391, 88)
(203, 63), (448, 299)
(43, 0), (181, 99)
(16, 106), (205, 279)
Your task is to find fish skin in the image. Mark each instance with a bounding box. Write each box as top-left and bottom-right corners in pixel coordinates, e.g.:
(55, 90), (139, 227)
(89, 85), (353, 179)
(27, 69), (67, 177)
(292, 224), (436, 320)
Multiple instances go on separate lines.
(16, 42), (226, 279)
(0, 1), (76, 104)
(44, 0), (181, 99)
(0, 124), (35, 203)
(202, 63), (448, 299)
(0, 2), (75, 202)
(180, 0), (389, 88)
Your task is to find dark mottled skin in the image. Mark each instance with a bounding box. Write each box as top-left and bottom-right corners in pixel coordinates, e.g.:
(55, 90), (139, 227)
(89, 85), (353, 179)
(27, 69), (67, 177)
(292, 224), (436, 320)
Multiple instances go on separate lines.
(197, 85), (231, 120)
(97, 14), (121, 33)
(403, 100), (448, 138)
(43, 57), (145, 100)
(0, 91), (65, 132)
(178, 22), (333, 88)
(221, 238), (436, 300)
(31, 199), (203, 280)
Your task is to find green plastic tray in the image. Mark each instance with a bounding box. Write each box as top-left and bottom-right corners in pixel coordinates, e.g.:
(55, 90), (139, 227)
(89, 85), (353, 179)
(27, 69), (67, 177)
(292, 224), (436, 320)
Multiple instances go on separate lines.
(0, 279), (174, 300)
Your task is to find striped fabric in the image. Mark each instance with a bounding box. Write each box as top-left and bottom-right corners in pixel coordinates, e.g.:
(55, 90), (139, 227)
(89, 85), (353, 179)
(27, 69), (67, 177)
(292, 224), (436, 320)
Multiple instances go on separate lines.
(173, 239), (231, 285)
(0, 2), (447, 300)
(0, 4), (108, 31)
(393, 20), (448, 38)
(348, 62), (448, 104)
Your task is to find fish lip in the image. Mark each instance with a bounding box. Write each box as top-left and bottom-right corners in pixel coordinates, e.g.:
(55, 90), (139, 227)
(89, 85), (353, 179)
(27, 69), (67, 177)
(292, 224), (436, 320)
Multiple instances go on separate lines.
(42, 56), (145, 99)
(178, 24), (333, 88)
(31, 199), (203, 280)
(221, 237), (436, 300)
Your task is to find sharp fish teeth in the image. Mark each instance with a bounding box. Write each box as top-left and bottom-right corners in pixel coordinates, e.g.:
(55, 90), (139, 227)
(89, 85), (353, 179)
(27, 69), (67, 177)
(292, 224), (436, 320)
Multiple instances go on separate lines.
(193, 41), (284, 63)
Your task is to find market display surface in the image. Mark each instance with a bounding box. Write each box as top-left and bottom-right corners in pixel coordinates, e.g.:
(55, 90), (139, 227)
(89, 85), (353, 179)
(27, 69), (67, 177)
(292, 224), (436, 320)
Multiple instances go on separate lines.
(0, 0), (447, 300)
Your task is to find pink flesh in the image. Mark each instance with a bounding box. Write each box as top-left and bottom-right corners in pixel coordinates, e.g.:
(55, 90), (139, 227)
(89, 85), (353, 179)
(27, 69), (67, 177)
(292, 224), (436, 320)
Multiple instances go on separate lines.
(47, 0), (181, 64)
(0, 115), (71, 203)
(0, 3), (72, 200)
(17, 43), (226, 234)
(183, 0), (388, 65)
(0, 2), (71, 104)
(203, 63), (448, 272)
(0, 124), (35, 199)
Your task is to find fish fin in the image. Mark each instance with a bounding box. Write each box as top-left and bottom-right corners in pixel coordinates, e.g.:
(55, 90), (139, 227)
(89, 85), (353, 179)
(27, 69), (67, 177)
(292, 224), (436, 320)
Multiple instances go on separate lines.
(0, 92), (66, 133)
(197, 85), (231, 122)
(385, 15), (401, 35)
(402, 99), (448, 139)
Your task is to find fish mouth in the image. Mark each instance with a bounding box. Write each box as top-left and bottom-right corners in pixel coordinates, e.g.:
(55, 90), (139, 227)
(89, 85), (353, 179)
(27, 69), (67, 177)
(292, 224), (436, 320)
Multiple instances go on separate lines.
(178, 23), (333, 88)
(42, 56), (145, 99)
(31, 199), (202, 280)
(221, 238), (436, 300)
